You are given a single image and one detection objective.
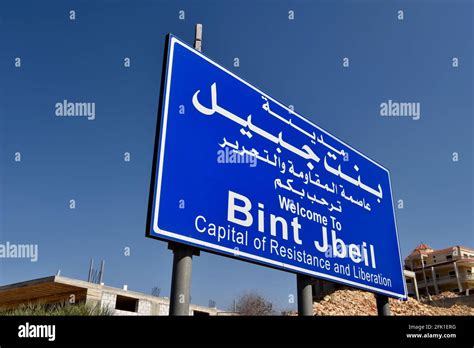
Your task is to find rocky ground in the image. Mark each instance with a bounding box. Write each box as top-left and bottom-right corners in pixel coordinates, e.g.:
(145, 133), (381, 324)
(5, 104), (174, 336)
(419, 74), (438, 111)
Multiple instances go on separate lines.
(312, 289), (473, 315)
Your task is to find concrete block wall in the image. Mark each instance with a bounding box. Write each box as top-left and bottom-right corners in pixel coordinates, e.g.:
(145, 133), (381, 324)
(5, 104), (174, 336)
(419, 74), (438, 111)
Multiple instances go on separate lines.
(137, 299), (152, 315)
(158, 303), (169, 315)
(101, 292), (117, 310)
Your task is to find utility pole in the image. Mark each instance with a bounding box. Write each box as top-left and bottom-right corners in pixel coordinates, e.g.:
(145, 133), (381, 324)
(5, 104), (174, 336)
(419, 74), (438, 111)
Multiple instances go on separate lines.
(168, 23), (203, 317)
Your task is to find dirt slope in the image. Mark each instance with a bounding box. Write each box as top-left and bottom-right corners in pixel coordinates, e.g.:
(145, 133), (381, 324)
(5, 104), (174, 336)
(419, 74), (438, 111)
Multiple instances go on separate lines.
(312, 290), (473, 316)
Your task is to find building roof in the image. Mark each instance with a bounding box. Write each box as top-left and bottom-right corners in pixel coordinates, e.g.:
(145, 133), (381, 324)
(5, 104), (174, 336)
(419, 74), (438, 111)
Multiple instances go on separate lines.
(407, 244), (474, 259)
(0, 276), (87, 309)
(408, 243), (433, 257)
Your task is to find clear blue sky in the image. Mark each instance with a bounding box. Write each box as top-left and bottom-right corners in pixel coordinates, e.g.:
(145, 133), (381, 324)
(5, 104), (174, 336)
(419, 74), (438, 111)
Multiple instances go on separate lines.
(1, 0), (472, 311)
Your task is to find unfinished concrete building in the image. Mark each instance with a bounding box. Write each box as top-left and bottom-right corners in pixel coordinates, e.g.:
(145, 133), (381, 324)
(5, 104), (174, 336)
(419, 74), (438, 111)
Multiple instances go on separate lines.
(0, 275), (224, 316)
(404, 244), (474, 297)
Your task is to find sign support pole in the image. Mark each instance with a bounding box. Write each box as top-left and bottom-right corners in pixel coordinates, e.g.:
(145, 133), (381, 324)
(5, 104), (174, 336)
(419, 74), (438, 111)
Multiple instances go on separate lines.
(167, 24), (203, 317)
(297, 274), (313, 316)
(194, 23), (202, 52)
(376, 294), (391, 316)
(169, 243), (199, 315)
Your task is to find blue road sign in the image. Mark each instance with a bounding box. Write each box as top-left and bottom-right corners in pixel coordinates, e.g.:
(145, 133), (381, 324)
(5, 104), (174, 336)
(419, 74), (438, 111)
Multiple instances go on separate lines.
(147, 35), (407, 299)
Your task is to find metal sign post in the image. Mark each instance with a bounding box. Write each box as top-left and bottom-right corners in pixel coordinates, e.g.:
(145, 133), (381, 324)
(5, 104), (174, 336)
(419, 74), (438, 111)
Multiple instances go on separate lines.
(168, 24), (203, 317)
(169, 243), (199, 315)
(376, 294), (391, 316)
(297, 274), (313, 316)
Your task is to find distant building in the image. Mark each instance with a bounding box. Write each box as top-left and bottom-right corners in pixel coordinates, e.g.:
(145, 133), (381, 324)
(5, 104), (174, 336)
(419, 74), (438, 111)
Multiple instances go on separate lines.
(0, 276), (227, 316)
(404, 244), (474, 297)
